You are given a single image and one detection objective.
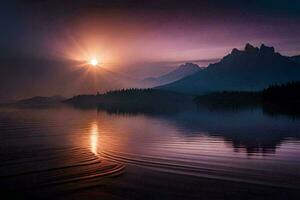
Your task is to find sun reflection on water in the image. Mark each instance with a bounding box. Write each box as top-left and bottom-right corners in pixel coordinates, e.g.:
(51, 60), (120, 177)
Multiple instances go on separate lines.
(90, 122), (99, 155)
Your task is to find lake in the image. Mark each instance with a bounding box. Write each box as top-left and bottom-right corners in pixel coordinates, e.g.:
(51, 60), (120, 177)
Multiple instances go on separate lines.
(1, 106), (300, 199)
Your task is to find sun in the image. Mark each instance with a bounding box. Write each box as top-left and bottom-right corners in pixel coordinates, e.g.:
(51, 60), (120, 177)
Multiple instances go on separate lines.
(89, 58), (98, 66)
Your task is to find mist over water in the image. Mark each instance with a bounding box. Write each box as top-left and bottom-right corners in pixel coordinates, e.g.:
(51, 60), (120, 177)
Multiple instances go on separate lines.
(1, 106), (300, 199)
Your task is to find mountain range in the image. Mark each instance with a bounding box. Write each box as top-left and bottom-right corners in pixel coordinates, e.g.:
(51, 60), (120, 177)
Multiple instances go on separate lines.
(157, 44), (300, 94)
(142, 63), (202, 87)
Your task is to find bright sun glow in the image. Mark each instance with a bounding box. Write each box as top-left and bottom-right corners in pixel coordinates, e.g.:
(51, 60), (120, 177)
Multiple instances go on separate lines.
(90, 58), (98, 66)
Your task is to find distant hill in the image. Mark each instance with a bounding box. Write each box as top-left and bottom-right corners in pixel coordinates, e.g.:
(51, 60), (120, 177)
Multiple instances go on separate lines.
(157, 44), (300, 94)
(142, 63), (202, 87)
(64, 89), (194, 114)
(16, 96), (66, 107)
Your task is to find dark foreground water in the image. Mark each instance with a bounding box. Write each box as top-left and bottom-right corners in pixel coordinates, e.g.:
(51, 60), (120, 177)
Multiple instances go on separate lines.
(1, 106), (300, 199)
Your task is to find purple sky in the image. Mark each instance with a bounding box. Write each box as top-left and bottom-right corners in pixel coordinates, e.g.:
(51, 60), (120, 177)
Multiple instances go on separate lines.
(0, 0), (299, 99)
(2, 1), (300, 64)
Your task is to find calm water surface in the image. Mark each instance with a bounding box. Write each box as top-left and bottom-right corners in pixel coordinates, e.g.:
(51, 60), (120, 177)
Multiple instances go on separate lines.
(1, 106), (300, 199)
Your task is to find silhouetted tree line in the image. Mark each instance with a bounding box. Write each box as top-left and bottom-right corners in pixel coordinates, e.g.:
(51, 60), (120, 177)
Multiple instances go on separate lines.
(194, 81), (300, 117)
(104, 88), (153, 94)
(194, 91), (261, 110)
(65, 82), (300, 116)
(262, 81), (300, 117)
(65, 88), (193, 114)
(262, 81), (300, 103)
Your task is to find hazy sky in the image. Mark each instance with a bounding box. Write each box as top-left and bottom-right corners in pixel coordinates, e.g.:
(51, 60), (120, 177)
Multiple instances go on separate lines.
(0, 0), (300, 99)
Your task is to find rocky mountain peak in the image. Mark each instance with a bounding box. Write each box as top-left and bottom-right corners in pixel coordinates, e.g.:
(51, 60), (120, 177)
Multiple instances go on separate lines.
(260, 44), (275, 55)
(244, 43), (259, 54)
